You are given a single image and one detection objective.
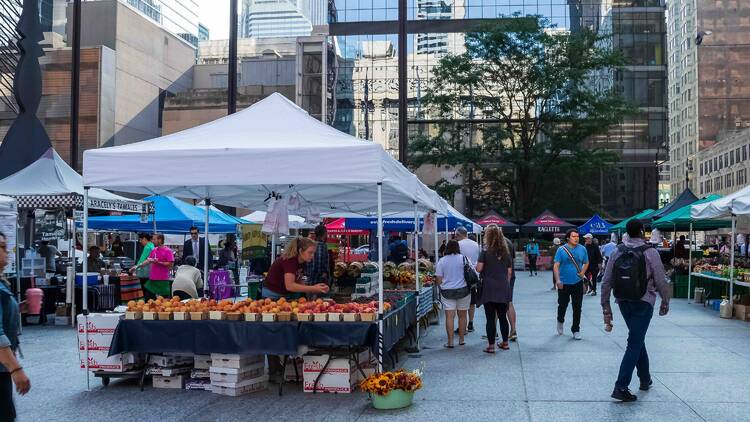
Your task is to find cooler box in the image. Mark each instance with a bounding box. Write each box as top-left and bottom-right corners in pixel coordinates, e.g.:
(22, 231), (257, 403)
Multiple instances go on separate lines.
(76, 272), (100, 287)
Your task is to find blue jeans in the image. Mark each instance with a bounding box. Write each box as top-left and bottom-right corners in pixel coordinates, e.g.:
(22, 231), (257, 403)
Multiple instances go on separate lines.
(616, 300), (653, 389)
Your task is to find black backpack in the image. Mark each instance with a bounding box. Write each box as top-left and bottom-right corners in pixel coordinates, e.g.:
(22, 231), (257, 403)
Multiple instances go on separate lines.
(392, 242), (409, 264)
(612, 244), (650, 301)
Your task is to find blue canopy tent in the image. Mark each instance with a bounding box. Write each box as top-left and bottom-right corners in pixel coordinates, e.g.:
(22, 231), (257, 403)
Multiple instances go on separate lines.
(324, 210), (481, 233)
(80, 195), (244, 234)
(579, 214), (613, 236)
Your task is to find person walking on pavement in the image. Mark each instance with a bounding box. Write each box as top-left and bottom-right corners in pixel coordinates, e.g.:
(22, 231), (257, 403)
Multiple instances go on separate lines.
(601, 219), (671, 402)
(435, 240), (471, 348)
(525, 238), (539, 276)
(553, 229), (589, 339)
(584, 234), (603, 296)
(476, 225), (513, 353)
(549, 237), (561, 290)
(456, 226), (480, 333)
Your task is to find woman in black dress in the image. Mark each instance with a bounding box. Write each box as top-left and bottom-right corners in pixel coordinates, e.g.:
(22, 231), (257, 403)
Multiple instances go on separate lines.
(476, 224), (513, 353)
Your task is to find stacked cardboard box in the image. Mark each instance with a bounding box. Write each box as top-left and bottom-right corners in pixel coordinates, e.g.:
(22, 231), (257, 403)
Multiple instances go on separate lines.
(209, 354), (268, 396)
(76, 313), (142, 372)
(149, 354), (193, 389)
(302, 350), (374, 393)
(186, 355), (212, 390)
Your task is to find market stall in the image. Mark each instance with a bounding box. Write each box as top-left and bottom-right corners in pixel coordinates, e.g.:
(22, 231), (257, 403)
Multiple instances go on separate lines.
(0, 148), (149, 320)
(522, 210), (574, 235)
(692, 185), (750, 306)
(82, 93), (449, 389)
(578, 214), (613, 236)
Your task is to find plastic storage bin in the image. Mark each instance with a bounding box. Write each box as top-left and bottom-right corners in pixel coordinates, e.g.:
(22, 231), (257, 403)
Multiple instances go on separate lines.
(75, 272), (100, 287)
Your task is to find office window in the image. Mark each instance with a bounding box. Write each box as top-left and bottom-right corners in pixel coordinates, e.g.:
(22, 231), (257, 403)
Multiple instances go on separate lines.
(736, 148), (741, 163)
(731, 151), (735, 166)
(700, 163), (704, 177)
(743, 145), (748, 161)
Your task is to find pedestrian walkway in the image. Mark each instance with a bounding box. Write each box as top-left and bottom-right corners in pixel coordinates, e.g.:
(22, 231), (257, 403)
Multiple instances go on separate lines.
(15, 271), (750, 421)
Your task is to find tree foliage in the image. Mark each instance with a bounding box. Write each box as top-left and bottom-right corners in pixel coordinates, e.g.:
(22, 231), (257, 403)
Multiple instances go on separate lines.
(410, 15), (635, 220)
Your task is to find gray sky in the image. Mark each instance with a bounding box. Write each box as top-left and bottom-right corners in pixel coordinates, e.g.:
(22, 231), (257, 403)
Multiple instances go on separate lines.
(198, 0), (230, 40)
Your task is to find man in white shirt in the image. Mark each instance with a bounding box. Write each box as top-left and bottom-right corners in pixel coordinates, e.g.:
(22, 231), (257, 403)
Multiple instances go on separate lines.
(456, 226), (480, 332)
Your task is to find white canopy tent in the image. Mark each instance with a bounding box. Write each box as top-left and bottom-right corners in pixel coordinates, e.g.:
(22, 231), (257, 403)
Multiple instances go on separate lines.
(691, 185), (750, 305)
(242, 210), (314, 230)
(82, 93), (449, 377)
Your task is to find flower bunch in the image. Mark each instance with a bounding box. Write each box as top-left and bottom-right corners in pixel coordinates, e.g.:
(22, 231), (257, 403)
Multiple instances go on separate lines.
(360, 369), (423, 395)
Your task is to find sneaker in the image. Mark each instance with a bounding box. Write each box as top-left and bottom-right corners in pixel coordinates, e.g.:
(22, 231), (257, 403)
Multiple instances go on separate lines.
(590, 291), (597, 296)
(556, 322), (564, 335)
(467, 322), (475, 332)
(573, 331), (582, 340)
(611, 387), (638, 402)
(639, 379), (653, 391)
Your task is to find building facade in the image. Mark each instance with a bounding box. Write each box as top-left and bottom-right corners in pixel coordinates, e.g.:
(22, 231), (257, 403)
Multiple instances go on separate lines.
(577, 0), (668, 217)
(124, 0), (202, 46)
(667, 0), (750, 197)
(698, 129), (750, 197)
(240, 0), (324, 39)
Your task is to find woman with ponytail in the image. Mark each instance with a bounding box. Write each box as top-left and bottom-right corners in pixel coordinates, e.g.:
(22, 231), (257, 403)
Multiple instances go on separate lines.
(475, 224), (513, 353)
(262, 237), (330, 299)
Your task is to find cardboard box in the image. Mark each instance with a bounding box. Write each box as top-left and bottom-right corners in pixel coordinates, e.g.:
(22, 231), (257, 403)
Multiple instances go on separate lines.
(55, 305), (68, 317)
(76, 313), (124, 335)
(209, 311), (226, 320)
(210, 375), (268, 396)
(302, 352), (371, 394)
(142, 312), (157, 320)
(149, 354), (193, 368)
(194, 355), (212, 369)
(146, 365), (192, 376)
(284, 357), (303, 382)
(210, 354), (264, 369)
(79, 351), (138, 372)
(153, 375), (186, 389)
(734, 304), (750, 321)
(209, 362), (265, 383)
(185, 378), (211, 390)
(77, 333), (114, 352)
(191, 368), (210, 379)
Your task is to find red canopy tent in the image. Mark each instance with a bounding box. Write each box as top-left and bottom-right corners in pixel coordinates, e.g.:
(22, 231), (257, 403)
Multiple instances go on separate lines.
(476, 211), (518, 228)
(325, 218), (369, 236)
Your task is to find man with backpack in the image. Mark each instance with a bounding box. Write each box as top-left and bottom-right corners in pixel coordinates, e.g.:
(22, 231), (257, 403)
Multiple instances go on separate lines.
(601, 219), (670, 402)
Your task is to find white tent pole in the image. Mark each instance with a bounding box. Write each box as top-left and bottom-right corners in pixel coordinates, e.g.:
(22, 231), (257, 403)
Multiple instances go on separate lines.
(204, 199), (210, 296)
(271, 234), (276, 260)
(377, 182), (383, 373)
(413, 201), (420, 351)
(82, 187), (90, 391)
(433, 211), (439, 262)
(445, 214), (449, 242)
(15, 216), (21, 303)
(730, 215), (736, 304)
(688, 222), (693, 304)
(70, 210), (76, 327)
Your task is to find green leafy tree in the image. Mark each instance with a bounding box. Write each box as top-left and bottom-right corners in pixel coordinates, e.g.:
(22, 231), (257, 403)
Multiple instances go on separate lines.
(409, 15), (634, 220)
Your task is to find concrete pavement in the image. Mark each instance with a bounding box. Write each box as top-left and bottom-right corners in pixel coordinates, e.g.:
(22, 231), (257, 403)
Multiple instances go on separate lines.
(14, 271), (750, 421)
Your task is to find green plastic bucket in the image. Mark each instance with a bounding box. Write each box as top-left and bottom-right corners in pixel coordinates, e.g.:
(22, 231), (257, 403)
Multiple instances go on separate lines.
(371, 389), (414, 410)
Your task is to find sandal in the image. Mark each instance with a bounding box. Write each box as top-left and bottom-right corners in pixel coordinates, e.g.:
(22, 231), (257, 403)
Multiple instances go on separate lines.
(459, 342), (466, 346)
(443, 343), (454, 349)
(483, 346), (495, 354)
(498, 342), (510, 350)
(509, 332), (518, 342)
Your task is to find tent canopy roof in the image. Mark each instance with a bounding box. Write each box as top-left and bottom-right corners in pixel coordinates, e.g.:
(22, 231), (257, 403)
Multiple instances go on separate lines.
(652, 194), (729, 230)
(241, 210), (313, 230)
(476, 211), (517, 228)
(610, 209), (655, 233)
(323, 204), (481, 233)
(691, 185), (750, 219)
(522, 210), (574, 234)
(0, 148), (146, 211)
(647, 188), (699, 222)
(83, 93), (447, 215)
(578, 214), (613, 235)
(82, 195), (240, 234)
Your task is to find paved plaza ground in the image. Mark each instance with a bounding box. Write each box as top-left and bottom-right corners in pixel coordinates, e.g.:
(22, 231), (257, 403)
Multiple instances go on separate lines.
(13, 271), (750, 421)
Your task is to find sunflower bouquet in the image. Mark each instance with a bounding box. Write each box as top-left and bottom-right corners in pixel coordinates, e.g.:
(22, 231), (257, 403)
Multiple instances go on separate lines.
(360, 369), (423, 396)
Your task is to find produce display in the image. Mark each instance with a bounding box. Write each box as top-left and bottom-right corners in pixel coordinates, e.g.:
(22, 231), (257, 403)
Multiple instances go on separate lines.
(692, 257), (750, 282)
(359, 368), (423, 395)
(125, 296), (392, 322)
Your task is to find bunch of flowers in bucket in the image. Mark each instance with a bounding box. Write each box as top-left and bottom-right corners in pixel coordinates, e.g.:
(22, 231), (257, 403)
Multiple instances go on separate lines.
(360, 369), (423, 395)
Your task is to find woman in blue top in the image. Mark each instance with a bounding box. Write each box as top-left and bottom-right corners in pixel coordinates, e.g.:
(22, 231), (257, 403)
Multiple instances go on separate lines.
(525, 238), (540, 276)
(0, 231), (30, 421)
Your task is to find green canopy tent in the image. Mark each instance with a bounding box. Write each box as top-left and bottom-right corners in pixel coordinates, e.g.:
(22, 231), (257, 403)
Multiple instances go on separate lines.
(652, 194), (729, 231)
(609, 209), (655, 235)
(652, 194), (730, 303)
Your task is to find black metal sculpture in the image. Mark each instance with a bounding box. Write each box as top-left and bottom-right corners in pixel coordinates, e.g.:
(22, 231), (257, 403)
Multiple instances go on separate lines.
(0, 0), (53, 179)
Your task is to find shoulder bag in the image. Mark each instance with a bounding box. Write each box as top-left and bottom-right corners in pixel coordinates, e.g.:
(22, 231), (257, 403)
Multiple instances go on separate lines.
(561, 245), (586, 284)
(463, 256), (480, 290)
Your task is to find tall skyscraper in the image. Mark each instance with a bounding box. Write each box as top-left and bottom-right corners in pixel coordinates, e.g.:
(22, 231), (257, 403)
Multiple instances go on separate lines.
(125, 0), (201, 46)
(415, 0), (465, 55)
(666, 0), (750, 198)
(240, 0), (325, 39)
